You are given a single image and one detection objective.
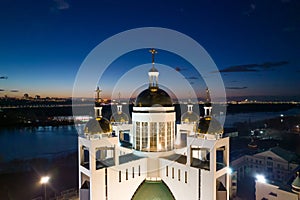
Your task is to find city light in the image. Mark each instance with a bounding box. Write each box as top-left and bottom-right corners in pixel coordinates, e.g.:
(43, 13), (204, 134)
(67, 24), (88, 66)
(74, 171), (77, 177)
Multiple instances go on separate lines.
(227, 167), (233, 175)
(40, 176), (50, 184)
(40, 176), (50, 200)
(256, 174), (266, 183)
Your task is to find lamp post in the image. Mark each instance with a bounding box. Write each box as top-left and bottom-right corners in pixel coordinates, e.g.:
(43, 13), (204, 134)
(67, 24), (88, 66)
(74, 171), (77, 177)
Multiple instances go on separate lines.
(256, 174), (266, 183)
(40, 176), (50, 200)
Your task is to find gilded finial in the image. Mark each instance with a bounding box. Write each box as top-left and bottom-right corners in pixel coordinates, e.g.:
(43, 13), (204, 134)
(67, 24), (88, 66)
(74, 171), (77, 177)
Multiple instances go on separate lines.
(149, 48), (157, 64)
(206, 87), (211, 103)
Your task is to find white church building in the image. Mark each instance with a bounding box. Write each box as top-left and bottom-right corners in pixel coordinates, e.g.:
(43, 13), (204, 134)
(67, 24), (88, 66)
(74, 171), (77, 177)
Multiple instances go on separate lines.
(78, 49), (231, 200)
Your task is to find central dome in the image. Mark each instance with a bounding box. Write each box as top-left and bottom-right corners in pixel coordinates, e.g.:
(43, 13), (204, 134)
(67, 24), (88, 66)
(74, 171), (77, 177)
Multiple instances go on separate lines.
(135, 88), (173, 107)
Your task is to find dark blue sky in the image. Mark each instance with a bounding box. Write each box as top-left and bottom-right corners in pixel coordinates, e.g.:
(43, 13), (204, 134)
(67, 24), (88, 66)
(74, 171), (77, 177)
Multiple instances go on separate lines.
(0, 0), (299, 100)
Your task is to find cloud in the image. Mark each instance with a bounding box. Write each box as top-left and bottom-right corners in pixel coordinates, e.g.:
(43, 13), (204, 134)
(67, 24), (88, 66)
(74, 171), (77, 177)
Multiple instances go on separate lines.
(217, 61), (289, 73)
(185, 76), (199, 80)
(175, 66), (188, 72)
(226, 86), (248, 90)
(0, 76), (8, 79)
(219, 64), (259, 72)
(53, 0), (70, 10)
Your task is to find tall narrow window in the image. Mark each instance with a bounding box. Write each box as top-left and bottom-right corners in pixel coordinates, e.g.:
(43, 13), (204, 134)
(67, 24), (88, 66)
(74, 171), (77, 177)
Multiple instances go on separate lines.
(150, 122), (157, 151)
(105, 168), (108, 200)
(166, 166), (168, 177)
(167, 122), (172, 150)
(142, 122), (148, 151)
(159, 122), (165, 151)
(119, 171), (121, 182)
(132, 167), (135, 178)
(178, 169), (181, 181)
(136, 122), (140, 150)
(185, 171), (188, 183)
(138, 165), (141, 176)
(126, 169), (128, 180)
(172, 167), (174, 179)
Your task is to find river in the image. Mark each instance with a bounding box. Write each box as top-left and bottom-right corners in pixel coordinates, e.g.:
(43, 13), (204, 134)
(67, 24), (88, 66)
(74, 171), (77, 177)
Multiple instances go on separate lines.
(0, 106), (299, 162)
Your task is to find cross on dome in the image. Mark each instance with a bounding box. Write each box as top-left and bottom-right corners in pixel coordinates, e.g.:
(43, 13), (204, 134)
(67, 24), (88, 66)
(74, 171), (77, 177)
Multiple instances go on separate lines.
(148, 49), (159, 91)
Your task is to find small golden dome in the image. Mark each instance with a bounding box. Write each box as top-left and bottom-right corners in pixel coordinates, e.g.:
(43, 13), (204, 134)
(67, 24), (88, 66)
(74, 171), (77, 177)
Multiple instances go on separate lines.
(84, 117), (112, 134)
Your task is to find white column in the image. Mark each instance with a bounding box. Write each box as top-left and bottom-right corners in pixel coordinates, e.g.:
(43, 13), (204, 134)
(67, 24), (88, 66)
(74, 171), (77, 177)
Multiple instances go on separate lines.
(147, 123), (150, 151)
(226, 170), (230, 200)
(172, 122), (175, 149)
(164, 122), (167, 150)
(139, 122), (142, 151)
(114, 145), (119, 166)
(156, 122), (159, 151)
(186, 145), (192, 166)
(90, 144), (96, 171)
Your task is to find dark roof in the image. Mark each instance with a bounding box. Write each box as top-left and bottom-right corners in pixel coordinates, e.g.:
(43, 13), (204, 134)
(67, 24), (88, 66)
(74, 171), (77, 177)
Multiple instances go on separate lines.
(149, 67), (158, 72)
(135, 88), (172, 107)
(270, 146), (298, 162)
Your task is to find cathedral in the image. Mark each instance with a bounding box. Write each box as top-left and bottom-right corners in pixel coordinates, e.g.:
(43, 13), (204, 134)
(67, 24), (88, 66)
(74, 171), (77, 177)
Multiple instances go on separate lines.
(78, 49), (231, 200)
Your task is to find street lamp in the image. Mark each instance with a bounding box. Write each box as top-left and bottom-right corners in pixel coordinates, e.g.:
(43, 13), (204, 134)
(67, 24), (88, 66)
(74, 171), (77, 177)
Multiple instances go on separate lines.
(40, 176), (50, 200)
(256, 174), (266, 183)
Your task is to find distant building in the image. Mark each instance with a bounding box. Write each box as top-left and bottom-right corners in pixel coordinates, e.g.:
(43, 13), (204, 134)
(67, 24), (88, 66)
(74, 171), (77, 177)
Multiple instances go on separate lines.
(231, 147), (300, 185)
(255, 173), (300, 200)
(78, 49), (231, 200)
(23, 93), (29, 100)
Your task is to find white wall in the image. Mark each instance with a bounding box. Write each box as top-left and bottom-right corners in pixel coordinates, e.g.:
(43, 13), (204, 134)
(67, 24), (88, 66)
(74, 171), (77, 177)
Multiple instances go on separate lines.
(256, 181), (298, 200)
(107, 158), (147, 200)
(132, 112), (175, 122)
(90, 168), (105, 200)
(201, 169), (215, 200)
(160, 158), (199, 200)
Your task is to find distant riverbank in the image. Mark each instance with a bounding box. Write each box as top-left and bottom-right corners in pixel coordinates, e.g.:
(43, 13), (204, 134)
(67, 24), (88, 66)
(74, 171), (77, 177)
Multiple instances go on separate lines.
(1, 103), (299, 127)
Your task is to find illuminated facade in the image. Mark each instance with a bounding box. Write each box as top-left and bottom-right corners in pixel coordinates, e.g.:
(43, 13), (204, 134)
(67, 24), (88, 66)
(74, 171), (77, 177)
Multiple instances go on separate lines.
(255, 173), (300, 200)
(78, 49), (230, 200)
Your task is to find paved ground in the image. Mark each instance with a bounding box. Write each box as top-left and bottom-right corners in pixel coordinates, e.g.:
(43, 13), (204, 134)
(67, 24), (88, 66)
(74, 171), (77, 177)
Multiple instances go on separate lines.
(0, 153), (78, 200)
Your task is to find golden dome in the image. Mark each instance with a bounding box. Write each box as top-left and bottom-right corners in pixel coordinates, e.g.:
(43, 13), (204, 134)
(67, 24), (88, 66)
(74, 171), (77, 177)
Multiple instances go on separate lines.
(84, 117), (112, 134)
(110, 112), (129, 124)
(135, 88), (173, 107)
(197, 116), (223, 134)
(181, 111), (199, 124)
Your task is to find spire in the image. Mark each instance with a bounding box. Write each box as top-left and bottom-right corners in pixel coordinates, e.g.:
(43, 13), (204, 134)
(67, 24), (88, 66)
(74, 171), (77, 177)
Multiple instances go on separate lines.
(148, 49), (159, 91)
(204, 87), (212, 117)
(187, 94), (193, 112)
(117, 92), (122, 114)
(205, 87), (211, 104)
(149, 48), (157, 70)
(95, 86), (102, 103)
(94, 86), (102, 118)
(118, 92), (121, 104)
